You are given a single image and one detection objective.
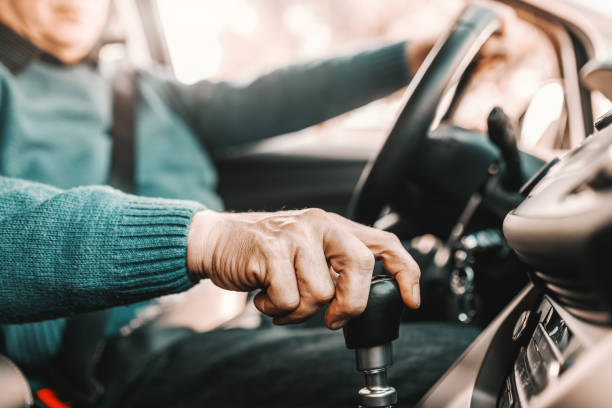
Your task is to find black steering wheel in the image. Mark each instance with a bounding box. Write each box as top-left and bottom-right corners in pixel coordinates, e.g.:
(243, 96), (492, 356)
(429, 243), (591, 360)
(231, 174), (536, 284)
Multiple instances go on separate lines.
(347, 6), (501, 225)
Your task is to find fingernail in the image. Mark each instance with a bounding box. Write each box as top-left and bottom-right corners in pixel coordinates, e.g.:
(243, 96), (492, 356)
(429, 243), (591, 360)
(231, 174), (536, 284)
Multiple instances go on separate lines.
(330, 318), (348, 330)
(412, 284), (421, 307)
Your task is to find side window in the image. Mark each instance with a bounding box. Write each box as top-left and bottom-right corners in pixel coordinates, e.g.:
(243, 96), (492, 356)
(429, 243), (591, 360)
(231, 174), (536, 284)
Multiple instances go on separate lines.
(448, 11), (564, 155)
(449, 14), (560, 132)
(119, 1), (594, 156)
(154, 0), (467, 152)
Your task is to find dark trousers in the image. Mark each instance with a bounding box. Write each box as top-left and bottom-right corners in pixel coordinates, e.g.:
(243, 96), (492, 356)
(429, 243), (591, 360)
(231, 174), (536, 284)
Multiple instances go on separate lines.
(98, 322), (479, 407)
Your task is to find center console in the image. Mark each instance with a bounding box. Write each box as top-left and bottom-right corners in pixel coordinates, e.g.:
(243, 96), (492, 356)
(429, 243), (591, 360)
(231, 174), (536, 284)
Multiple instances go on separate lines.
(498, 295), (607, 408)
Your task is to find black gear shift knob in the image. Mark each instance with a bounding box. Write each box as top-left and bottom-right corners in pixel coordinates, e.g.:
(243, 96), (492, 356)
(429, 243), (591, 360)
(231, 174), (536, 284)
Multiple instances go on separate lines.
(343, 275), (404, 408)
(343, 275), (404, 349)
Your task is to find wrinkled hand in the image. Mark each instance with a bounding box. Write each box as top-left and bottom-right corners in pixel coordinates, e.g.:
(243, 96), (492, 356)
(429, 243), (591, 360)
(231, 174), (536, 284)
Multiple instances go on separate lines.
(187, 209), (420, 330)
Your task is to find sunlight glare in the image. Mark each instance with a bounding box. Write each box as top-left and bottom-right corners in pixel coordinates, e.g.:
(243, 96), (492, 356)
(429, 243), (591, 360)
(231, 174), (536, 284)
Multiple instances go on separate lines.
(157, 0), (259, 83)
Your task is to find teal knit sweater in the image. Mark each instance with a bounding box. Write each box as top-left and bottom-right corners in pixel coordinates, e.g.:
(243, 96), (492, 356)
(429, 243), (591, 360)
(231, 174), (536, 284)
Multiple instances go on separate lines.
(0, 36), (410, 368)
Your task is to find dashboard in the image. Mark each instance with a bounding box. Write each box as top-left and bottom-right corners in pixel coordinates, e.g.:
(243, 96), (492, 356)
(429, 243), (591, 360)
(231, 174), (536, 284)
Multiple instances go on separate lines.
(504, 116), (612, 324)
(416, 111), (612, 408)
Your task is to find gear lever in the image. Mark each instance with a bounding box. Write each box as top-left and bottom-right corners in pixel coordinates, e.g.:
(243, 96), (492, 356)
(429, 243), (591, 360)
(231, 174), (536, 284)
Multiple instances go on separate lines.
(343, 275), (404, 408)
(487, 106), (523, 191)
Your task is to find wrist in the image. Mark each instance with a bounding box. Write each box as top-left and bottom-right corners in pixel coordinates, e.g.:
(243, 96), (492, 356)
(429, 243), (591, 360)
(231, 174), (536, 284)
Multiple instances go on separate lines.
(187, 210), (223, 281)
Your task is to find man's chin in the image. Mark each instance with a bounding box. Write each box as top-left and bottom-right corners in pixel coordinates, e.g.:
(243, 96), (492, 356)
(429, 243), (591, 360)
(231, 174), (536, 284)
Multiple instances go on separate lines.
(41, 28), (99, 61)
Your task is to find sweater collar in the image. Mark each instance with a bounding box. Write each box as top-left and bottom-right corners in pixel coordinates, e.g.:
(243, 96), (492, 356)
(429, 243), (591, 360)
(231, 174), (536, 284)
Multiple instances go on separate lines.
(0, 21), (64, 75)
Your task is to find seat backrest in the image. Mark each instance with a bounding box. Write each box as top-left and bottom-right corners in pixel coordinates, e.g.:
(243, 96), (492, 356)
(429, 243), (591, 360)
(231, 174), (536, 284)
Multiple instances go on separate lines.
(0, 354), (33, 408)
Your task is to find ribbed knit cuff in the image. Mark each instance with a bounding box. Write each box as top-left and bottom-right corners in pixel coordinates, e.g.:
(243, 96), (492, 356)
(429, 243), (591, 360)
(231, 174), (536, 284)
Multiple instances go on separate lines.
(107, 196), (205, 302)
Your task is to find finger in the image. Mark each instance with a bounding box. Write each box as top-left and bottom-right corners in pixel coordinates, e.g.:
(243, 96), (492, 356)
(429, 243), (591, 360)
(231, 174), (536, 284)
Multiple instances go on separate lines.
(274, 246), (335, 325)
(328, 213), (421, 309)
(323, 229), (374, 329)
(367, 231), (421, 309)
(253, 258), (300, 317)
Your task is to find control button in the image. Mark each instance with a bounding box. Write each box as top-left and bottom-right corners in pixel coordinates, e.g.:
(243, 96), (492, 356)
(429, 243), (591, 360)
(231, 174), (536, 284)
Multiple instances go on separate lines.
(497, 376), (514, 408)
(594, 108), (612, 131)
(513, 310), (540, 346)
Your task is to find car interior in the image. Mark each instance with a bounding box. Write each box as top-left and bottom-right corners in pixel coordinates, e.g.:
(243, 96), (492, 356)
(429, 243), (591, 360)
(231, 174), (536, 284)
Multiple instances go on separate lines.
(3, 0), (612, 407)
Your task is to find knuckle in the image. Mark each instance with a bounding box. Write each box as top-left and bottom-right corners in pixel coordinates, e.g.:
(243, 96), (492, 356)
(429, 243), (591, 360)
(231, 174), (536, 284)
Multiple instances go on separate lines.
(278, 295), (300, 312)
(338, 297), (366, 316)
(380, 231), (402, 250)
(313, 285), (335, 304)
(355, 251), (375, 271)
(385, 231), (402, 246)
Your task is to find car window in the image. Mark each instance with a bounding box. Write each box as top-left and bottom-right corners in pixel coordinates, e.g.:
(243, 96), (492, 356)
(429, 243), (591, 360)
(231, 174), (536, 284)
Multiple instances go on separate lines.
(154, 0), (573, 157)
(448, 12), (561, 135)
(155, 0), (466, 153)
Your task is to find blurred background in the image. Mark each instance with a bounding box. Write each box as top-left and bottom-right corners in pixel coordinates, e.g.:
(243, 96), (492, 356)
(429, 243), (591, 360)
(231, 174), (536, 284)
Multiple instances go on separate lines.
(155, 0), (466, 153)
(106, 0), (612, 158)
(150, 0), (611, 154)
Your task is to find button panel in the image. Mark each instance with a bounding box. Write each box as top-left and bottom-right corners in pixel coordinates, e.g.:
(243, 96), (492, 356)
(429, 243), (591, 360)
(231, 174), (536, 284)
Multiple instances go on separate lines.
(497, 298), (582, 407)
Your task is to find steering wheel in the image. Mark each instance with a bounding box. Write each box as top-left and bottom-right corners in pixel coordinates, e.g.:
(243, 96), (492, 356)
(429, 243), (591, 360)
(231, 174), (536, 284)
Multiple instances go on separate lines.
(347, 6), (501, 225)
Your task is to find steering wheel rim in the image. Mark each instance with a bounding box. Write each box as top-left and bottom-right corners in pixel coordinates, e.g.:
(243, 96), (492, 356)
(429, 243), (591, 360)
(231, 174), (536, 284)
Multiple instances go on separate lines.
(347, 6), (501, 226)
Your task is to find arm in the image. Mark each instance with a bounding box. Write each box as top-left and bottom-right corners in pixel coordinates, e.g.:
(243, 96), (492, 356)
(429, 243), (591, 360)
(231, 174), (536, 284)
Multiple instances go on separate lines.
(159, 42), (412, 150)
(0, 179), (421, 329)
(0, 177), (203, 323)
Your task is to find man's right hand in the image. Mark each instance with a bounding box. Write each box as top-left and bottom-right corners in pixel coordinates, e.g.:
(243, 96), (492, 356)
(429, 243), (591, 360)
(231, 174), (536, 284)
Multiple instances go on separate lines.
(187, 209), (420, 330)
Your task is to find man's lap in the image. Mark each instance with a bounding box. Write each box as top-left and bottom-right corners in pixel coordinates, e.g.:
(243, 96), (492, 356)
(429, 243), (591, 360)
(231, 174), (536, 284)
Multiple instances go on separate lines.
(100, 322), (479, 408)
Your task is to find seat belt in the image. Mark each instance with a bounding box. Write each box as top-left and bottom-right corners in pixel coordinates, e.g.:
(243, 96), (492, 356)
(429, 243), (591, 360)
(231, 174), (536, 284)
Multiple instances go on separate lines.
(38, 68), (139, 407)
(46, 311), (109, 406)
(107, 67), (138, 194)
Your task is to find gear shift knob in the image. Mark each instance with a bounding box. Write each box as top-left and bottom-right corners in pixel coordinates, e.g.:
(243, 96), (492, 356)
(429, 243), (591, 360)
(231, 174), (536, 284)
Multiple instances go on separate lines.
(343, 275), (404, 408)
(343, 276), (404, 349)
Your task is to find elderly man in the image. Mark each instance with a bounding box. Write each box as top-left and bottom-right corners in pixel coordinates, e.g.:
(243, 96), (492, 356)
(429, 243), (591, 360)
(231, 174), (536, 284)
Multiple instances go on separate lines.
(0, 1), (479, 407)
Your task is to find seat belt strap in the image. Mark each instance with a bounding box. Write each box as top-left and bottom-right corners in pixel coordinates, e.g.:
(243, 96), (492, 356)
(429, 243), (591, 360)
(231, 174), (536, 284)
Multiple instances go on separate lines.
(50, 310), (108, 406)
(108, 67), (138, 193)
(44, 67), (139, 406)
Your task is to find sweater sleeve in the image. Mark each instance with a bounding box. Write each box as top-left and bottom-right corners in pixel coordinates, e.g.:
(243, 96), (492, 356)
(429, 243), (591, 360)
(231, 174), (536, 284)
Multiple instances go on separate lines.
(0, 176), (205, 323)
(158, 42), (410, 150)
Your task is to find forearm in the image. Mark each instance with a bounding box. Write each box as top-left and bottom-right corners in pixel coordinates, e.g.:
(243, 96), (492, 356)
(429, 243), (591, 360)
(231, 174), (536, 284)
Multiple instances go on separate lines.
(0, 177), (204, 323)
(163, 42), (411, 150)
